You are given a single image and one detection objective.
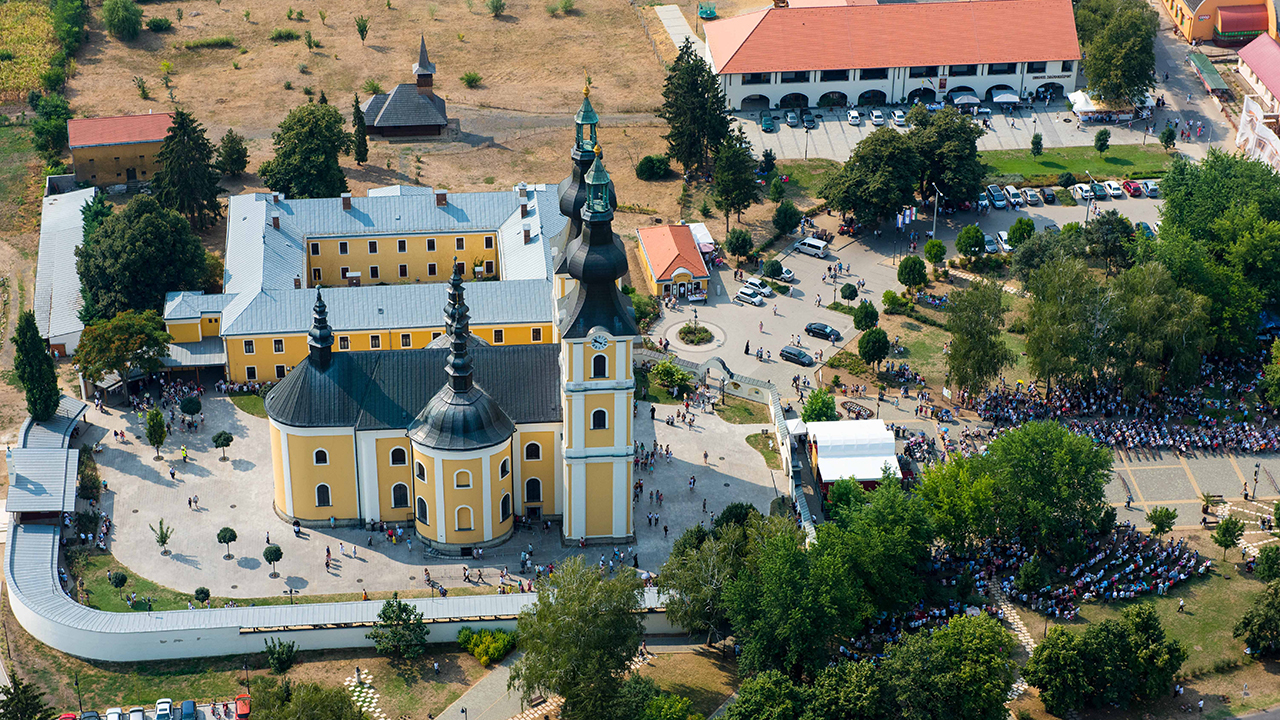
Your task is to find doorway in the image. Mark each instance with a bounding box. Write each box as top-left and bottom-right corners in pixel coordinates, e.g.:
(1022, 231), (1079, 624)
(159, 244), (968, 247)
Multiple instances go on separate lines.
(526, 506), (542, 521)
(126, 168), (137, 182)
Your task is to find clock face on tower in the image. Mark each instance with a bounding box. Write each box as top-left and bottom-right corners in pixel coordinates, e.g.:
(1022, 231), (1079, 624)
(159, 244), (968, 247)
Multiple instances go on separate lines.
(590, 334), (609, 350)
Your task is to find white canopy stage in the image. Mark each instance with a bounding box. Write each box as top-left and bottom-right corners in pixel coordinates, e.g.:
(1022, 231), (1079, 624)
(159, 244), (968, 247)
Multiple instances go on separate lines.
(805, 419), (900, 487)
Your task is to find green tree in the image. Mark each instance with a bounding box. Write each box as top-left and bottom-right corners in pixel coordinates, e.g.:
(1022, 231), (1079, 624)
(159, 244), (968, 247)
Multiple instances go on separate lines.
(650, 358), (693, 390)
(194, 587), (210, 604)
(1109, 262), (1209, 396)
(180, 396), (202, 417)
(714, 502), (759, 532)
(102, 0), (143, 40)
(880, 614), (1016, 720)
(11, 310), (60, 421)
(1160, 126), (1176, 149)
(1007, 217), (1035, 249)
(81, 192), (114, 238)
(1086, 208), (1136, 276)
(852, 299), (878, 331)
(364, 592), (431, 658)
(905, 106), (985, 205)
(1014, 555), (1045, 594)
(761, 259), (783, 279)
(109, 570), (128, 600)
(1030, 132), (1043, 156)
(509, 556), (644, 720)
(1022, 626), (1090, 714)
(768, 176), (786, 203)
(723, 670), (805, 720)
(773, 199), (803, 238)
(1213, 514), (1245, 559)
(657, 39), (730, 174)
(216, 526), (238, 558)
(152, 110), (223, 230)
(354, 15), (369, 44)
(712, 130), (760, 232)
(802, 661), (888, 720)
(0, 676), (56, 720)
(74, 310), (173, 402)
(819, 127), (921, 224)
(916, 456), (996, 552)
(840, 283), (858, 301)
(945, 279), (1014, 395)
(1236, 579), (1280, 656)
(150, 518), (174, 555)
(263, 544), (283, 577)
(635, 155), (670, 181)
(657, 523), (745, 645)
(30, 93), (72, 164)
(76, 195), (207, 319)
(955, 224), (983, 258)
(974, 421), (1114, 554)
(145, 407), (166, 459)
(831, 479), (935, 612)
(1257, 545), (1280, 582)
(1026, 258), (1104, 391)
(247, 676), (364, 720)
(216, 128), (249, 178)
(1081, 0), (1158, 108)
(264, 637), (298, 674)
(724, 228), (753, 258)
(896, 255), (927, 289)
(351, 94), (369, 165)
(213, 430), (235, 460)
(259, 102), (353, 199)
(1144, 506), (1177, 538)
(858, 326), (889, 369)
(1094, 128), (1111, 154)
(923, 237), (946, 266)
(801, 388), (838, 422)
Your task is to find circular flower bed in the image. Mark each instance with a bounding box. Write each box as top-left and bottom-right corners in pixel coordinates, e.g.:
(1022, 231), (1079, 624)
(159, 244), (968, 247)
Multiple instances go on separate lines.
(678, 322), (713, 345)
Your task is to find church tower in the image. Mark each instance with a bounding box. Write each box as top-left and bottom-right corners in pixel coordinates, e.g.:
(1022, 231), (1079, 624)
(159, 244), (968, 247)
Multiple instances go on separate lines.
(413, 35), (436, 98)
(558, 146), (637, 544)
(556, 83), (617, 299)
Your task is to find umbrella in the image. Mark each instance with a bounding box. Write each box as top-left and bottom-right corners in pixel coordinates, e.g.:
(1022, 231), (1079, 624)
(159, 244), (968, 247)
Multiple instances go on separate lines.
(994, 92), (1020, 104)
(951, 94), (980, 105)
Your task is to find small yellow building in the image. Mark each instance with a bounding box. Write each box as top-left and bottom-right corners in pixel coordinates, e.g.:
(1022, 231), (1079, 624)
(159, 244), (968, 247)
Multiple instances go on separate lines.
(636, 224), (712, 298)
(67, 113), (173, 186)
(1159, 0), (1270, 44)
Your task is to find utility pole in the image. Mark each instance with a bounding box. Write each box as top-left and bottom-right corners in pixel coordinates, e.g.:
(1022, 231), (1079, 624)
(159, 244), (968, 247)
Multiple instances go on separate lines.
(931, 182), (944, 241)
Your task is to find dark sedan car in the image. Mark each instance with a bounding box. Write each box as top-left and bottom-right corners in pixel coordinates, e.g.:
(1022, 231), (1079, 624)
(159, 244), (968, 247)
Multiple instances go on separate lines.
(804, 322), (840, 341)
(780, 346), (814, 366)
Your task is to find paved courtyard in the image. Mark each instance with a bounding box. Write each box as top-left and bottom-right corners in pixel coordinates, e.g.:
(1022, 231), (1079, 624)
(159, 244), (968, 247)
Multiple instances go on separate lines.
(84, 389), (779, 601)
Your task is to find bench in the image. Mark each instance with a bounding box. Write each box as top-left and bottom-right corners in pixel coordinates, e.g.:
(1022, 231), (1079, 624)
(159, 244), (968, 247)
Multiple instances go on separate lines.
(529, 696), (546, 708)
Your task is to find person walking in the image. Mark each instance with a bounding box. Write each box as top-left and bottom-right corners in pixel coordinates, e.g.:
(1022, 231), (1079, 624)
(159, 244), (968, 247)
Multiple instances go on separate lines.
(193, 494), (199, 509)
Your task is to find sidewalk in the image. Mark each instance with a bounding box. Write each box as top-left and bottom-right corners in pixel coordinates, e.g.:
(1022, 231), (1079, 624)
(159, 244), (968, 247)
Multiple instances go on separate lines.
(653, 6), (708, 62)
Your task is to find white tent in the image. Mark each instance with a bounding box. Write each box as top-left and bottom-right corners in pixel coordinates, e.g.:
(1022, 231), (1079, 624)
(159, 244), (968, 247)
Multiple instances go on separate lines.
(805, 419), (900, 484)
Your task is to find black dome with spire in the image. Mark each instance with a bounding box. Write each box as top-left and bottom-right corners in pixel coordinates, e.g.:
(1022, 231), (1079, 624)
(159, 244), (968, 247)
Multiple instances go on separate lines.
(407, 262), (515, 450)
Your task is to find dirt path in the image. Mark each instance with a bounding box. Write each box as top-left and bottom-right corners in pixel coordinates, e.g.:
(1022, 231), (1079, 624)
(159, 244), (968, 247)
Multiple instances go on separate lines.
(0, 231), (38, 497)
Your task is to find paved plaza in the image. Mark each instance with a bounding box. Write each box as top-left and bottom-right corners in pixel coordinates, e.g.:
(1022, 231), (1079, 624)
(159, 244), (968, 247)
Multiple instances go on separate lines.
(84, 388), (780, 601)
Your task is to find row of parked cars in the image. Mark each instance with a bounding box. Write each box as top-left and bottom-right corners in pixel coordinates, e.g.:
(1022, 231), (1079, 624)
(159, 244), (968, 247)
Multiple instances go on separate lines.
(760, 108), (914, 133)
(984, 179), (1158, 210)
(62, 695), (250, 720)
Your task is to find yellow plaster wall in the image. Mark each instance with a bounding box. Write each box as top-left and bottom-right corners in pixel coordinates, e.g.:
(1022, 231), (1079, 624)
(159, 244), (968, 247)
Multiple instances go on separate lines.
(584, 343), (618, 381)
(167, 322), (201, 344)
(271, 425), (286, 514)
(305, 231), (499, 287)
(412, 449), (435, 537)
(584, 393), (617, 448)
(72, 140), (164, 185)
(637, 245), (660, 296)
(376, 438), (414, 523)
(517, 430), (556, 511)
(203, 315), (220, 339)
(286, 433), (359, 521)
(441, 457), (485, 545)
(584, 462), (614, 537)
(490, 448), (515, 531)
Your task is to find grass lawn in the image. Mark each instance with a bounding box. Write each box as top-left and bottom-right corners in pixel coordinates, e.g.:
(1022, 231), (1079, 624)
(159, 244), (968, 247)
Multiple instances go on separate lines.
(72, 552), (501, 613)
(228, 391), (266, 418)
(636, 367), (689, 406)
(745, 431), (781, 469)
(639, 649), (738, 718)
(0, 125), (40, 232)
(716, 394), (771, 424)
(775, 159), (841, 201)
(983, 144), (1174, 183)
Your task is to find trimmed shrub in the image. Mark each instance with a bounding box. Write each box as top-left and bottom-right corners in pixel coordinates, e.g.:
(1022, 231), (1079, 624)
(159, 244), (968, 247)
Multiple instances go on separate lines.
(456, 626), (518, 665)
(635, 154), (670, 181)
(146, 17), (173, 31)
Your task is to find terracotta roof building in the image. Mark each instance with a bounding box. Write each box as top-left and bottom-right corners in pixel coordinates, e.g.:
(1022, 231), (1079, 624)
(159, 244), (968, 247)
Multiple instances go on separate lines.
(704, 0), (1081, 110)
(361, 37), (449, 137)
(66, 112), (174, 186)
(1240, 33), (1280, 111)
(636, 224), (711, 298)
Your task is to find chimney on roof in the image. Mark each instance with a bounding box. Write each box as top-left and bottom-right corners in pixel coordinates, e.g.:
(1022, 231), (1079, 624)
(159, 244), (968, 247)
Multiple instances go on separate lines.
(772, 0), (787, 7)
(520, 198), (529, 218)
(523, 222), (532, 244)
(293, 275), (301, 289)
(341, 192), (352, 211)
(272, 193), (281, 203)
(271, 211), (280, 229)
(517, 182), (528, 199)
(435, 189), (447, 207)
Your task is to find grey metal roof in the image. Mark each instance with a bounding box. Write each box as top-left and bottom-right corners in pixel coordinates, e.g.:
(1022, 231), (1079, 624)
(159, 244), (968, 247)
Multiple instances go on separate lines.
(163, 291), (233, 320)
(498, 185), (567, 282)
(20, 396), (87, 449)
(162, 338), (228, 367)
(34, 187), (95, 340)
(222, 280), (554, 336)
(363, 84), (448, 129)
(265, 344), (562, 430)
(6, 448), (76, 513)
(274, 190), (517, 239)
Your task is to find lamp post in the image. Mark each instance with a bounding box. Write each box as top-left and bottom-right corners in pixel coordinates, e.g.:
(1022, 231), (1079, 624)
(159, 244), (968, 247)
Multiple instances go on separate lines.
(930, 182), (944, 241)
(1255, 462), (1261, 501)
(75, 673), (83, 717)
(243, 661), (250, 687)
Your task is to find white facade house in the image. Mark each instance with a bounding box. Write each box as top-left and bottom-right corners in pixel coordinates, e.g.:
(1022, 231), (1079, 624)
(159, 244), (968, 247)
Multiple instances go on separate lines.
(704, 0), (1082, 111)
(1238, 33), (1280, 114)
(1236, 94), (1280, 173)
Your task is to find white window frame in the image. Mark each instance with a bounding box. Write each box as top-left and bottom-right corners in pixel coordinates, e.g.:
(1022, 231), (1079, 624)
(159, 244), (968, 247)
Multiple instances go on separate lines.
(454, 469), (473, 489)
(390, 447), (408, 466)
(391, 482), (410, 508)
(314, 448), (329, 466)
(243, 339), (255, 355)
(591, 408), (608, 430)
(524, 442), (541, 461)
(526, 477), (542, 503)
(500, 458), (510, 478)
(315, 483), (332, 507)
(455, 505), (474, 531)
(592, 353), (608, 378)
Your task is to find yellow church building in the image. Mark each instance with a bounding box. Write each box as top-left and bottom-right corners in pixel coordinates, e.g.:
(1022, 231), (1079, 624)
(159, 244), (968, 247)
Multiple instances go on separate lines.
(262, 93), (638, 550)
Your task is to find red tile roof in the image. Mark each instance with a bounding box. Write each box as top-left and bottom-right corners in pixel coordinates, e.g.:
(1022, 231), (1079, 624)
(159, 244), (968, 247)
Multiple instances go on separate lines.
(68, 113), (174, 149)
(706, 0), (1081, 75)
(1219, 4), (1269, 33)
(637, 225), (710, 282)
(1240, 33), (1280, 99)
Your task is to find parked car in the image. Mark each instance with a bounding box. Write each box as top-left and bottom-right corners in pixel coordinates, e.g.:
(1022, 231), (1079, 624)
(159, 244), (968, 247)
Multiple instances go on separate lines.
(234, 694), (251, 720)
(1003, 185), (1024, 207)
(976, 194), (990, 211)
(179, 702), (196, 720)
(1042, 187), (1057, 203)
(871, 109), (886, 126)
(780, 346), (814, 366)
(1103, 180), (1124, 198)
(743, 277), (774, 297)
(846, 109), (861, 125)
(777, 266), (796, 282)
(1135, 221), (1156, 239)
(1089, 182), (1108, 199)
(736, 287), (766, 306)
(58, 715), (77, 720)
(1122, 180), (1144, 197)
(983, 234), (1000, 254)
(801, 111), (817, 129)
(795, 237), (829, 258)
(106, 710), (124, 720)
(785, 110), (800, 127)
(995, 231), (1012, 253)
(1070, 183), (1093, 200)
(986, 184), (1007, 209)
(155, 700), (173, 720)
(128, 709), (145, 720)
(760, 111), (776, 133)
(892, 109), (907, 126)
(1021, 188), (1041, 205)
(1141, 179), (1159, 197)
(805, 322), (841, 341)
(83, 713), (103, 720)
(1044, 223), (1062, 234)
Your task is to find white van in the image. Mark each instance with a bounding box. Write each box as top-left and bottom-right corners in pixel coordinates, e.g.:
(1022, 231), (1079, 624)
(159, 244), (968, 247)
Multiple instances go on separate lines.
(795, 237), (829, 258)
